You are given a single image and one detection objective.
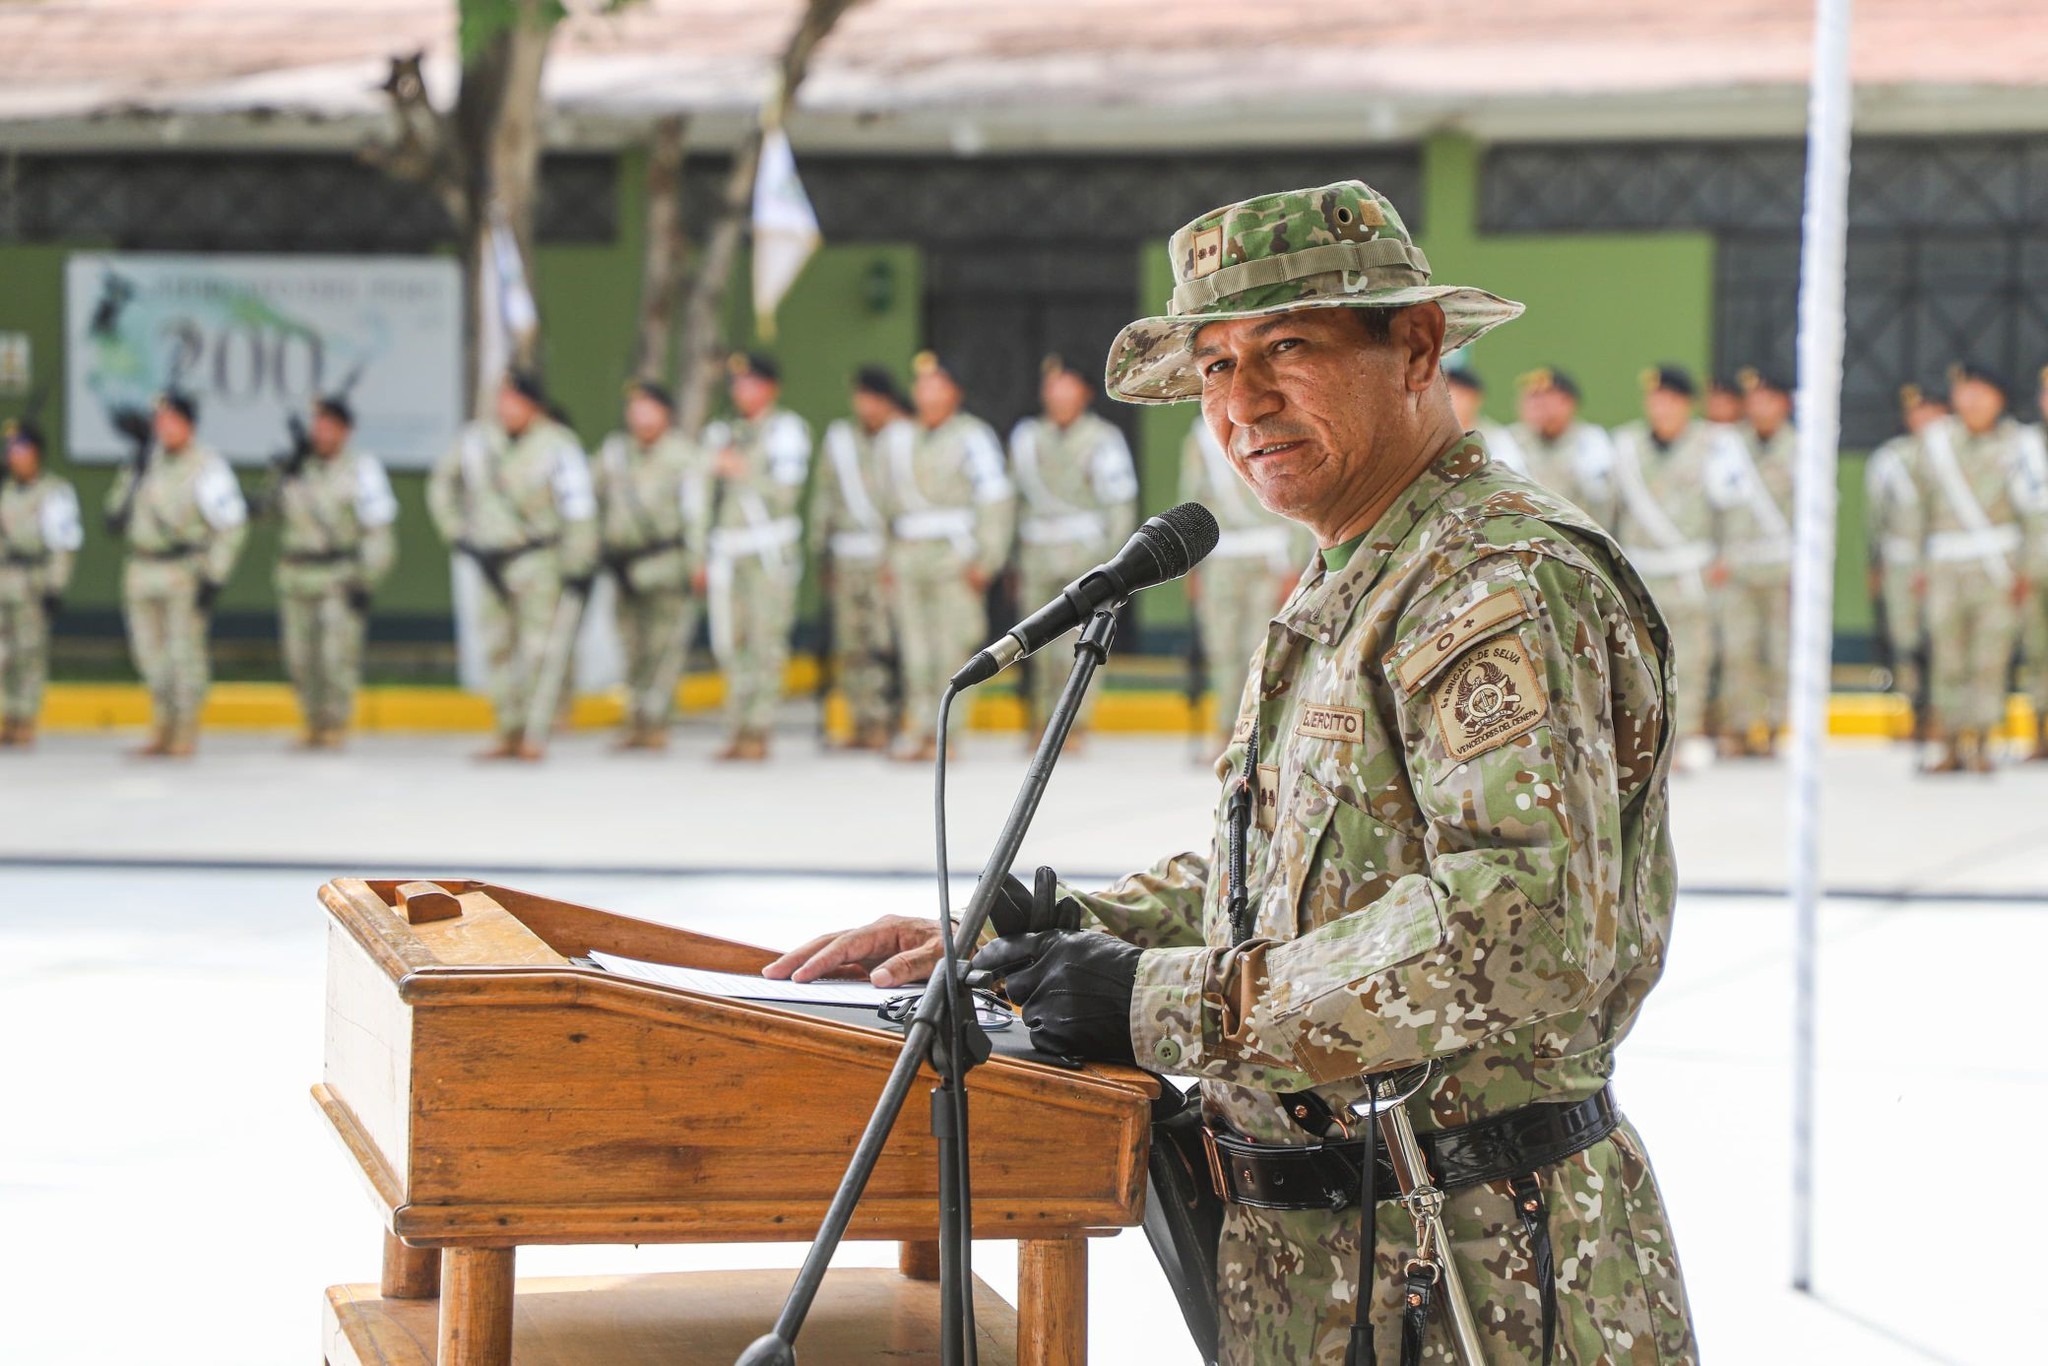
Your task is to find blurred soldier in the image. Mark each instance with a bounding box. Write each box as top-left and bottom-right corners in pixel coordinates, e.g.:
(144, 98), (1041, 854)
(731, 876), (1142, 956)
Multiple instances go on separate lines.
(1714, 368), (1798, 755)
(1704, 374), (1745, 426)
(1009, 354), (1139, 747)
(105, 391), (247, 758)
(1445, 366), (1527, 475)
(1178, 417), (1305, 748)
(2023, 365), (2048, 761)
(594, 379), (705, 752)
(699, 353), (811, 762)
(272, 396), (397, 750)
(1507, 366), (1617, 526)
(1610, 365), (1747, 767)
(880, 351), (1013, 763)
(809, 366), (910, 751)
(0, 420), (82, 748)
(427, 370), (598, 761)
(1907, 362), (2048, 773)
(1865, 384), (1945, 724)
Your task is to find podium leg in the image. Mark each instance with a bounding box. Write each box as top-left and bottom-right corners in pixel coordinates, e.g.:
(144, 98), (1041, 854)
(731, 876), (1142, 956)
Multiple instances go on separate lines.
(899, 1239), (944, 1282)
(1018, 1237), (1087, 1366)
(381, 1231), (441, 1300)
(438, 1247), (515, 1366)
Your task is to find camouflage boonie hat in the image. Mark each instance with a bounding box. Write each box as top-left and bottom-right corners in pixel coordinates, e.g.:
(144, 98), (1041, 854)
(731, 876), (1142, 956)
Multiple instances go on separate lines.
(1105, 180), (1523, 405)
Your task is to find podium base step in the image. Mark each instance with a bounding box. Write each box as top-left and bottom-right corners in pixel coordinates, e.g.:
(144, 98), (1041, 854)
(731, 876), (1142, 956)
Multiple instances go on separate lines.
(323, 1265), (1020, 1366)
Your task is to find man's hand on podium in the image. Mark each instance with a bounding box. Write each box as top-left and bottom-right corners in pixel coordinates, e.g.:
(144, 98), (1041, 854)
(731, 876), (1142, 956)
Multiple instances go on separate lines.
(762, 914), (945, 988)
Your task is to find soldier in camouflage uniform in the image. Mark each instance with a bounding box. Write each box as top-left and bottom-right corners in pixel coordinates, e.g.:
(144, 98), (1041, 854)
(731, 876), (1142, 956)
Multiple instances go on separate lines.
(1904, 362), (2048, 773)
(271, 396), (398, 749)
(105, 391), (248, 758)
(2023, 365), (2048, 762)
(1609, 366), (1749, 767)
(1181, 416), (1309, 748)
(1505, 367), (1617, 528)
(809, 366), (911, 750)
(1864, 385), (1945, 723)
(1010, 355), (1140, 746)
(427, 371), (598, 760)
(594, 379), (706, 752)
(770, 182), (1695, 1366)
(1714, 368), (1799, 756)
(698, 353), (811, 762)
(0, 421), (82, 747)
(880, 351), (1014, 763)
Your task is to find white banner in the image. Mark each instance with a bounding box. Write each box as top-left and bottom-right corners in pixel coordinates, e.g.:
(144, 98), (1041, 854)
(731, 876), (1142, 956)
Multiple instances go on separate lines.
(64, 252), (462, 470)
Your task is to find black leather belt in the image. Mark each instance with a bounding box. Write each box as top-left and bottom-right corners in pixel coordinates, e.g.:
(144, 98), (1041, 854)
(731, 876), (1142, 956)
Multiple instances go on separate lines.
(2, 551), (50, 567)
(605, 537), (685, 564)
(133, 544), (202, 560)
(281, 549), (358, 565)
(1204, 1086), (1617, 1211)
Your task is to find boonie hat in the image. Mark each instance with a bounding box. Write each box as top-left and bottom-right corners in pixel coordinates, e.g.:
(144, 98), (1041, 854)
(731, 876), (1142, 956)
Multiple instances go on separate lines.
(1104, 180), (1523, 404)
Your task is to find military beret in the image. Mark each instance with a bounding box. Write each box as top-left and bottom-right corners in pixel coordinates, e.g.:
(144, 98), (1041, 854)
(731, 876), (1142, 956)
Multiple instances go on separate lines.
(1897, 382), (1923, 411)
(1709, 374), (1742, 395)
(728, 352), (781, 383)
(852, 365), (907, 407)
(1516, 366), (1579, 400)
(1948, 360), (2010, 397)
(912, 350), (960, 384)
(1445, 367), (1483, 393)
(1738, 367), (1793, 396)
(157, 389), (199, 423)
(624, 377), (676, 411)
(1640, 365), (1696, 398)
(503, 368), (547, 406)
(4, 417), (44, 452)
(314, 394), (356, 427)
(1040, 353), (1093, 385)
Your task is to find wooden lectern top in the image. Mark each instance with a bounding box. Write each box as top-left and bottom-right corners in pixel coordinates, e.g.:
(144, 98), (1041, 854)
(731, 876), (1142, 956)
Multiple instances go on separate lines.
(314, 877), (1156, 1251)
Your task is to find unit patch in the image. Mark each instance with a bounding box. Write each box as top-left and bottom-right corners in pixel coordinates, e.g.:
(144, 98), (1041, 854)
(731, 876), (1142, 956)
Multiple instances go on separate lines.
(1394, 589), (1532, 694)
(1296, 703), (1365, 742)
(1432, 635), (1547, 761)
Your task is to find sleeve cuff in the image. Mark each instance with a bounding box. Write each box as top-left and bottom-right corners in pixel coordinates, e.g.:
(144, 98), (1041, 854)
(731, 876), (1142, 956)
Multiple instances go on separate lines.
(1129, 945), (1216, 1072)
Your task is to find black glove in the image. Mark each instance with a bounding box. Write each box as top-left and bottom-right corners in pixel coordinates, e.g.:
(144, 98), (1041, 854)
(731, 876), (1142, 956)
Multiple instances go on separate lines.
(195, 579), (221, 614)
(970, 928), (1142, 1066)
(562, 573), (596, 597)
(344, 584), (372, 615)
(40, 593), (62, 621)
(989, 866), (1085, 938)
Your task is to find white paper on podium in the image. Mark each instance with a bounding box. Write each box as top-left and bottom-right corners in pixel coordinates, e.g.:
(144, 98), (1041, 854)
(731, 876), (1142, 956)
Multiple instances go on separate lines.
(587, 950), (905, 1007)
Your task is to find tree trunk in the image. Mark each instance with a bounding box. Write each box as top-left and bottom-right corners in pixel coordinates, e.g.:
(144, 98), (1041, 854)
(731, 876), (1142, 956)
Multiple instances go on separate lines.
(488, 3), (551, 378)
(672, 0), (861, 438)
(633, 115), (691, 383)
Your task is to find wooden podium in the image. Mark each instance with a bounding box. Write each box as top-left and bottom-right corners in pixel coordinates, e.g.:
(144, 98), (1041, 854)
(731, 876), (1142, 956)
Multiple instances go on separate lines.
(313, 877), (1156, 1366)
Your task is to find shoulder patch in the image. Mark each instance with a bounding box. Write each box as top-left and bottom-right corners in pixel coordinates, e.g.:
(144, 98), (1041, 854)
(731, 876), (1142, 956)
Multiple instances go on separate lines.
(1393, 588), (1531, 694)
(1432, 635), (1547, 761)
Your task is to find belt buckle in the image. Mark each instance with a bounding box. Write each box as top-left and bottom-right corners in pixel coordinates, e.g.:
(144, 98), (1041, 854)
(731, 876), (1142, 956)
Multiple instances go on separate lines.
(1199, 1124), (1229, 1200)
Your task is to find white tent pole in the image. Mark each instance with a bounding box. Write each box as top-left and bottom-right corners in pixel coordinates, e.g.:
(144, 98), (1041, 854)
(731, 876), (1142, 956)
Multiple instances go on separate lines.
(1789, 0), (1855, 1295)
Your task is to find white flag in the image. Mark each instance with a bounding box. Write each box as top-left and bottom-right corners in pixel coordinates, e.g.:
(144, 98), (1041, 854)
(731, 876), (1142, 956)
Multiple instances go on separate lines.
(751, 128), (821, 340)
(474, 211), (540, 414)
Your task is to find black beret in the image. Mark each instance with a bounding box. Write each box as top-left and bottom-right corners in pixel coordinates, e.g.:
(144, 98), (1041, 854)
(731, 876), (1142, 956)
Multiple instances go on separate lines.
(1640, 365), (1696, 398)
(1948, 360), (2011, 398)
(314, 394), (356, 427)
(502, 368), (547, 406)
(624, 377), (676, 411)
(4, 418), (45, 452)
(852, 365), (906, 407)
(1516, 366), (1579, 401)
(1040, 353), (1093, 385)
(911, 350), (959, 384)
(157, 389), (199, 423)
(1738, 367), (1794, 397)
(728, 351), (781, 383)
(1446, 367), (1484, 393)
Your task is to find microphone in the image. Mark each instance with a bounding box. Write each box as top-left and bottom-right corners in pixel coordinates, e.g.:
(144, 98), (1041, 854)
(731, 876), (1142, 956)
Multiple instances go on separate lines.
(952, 501), (1221, 688)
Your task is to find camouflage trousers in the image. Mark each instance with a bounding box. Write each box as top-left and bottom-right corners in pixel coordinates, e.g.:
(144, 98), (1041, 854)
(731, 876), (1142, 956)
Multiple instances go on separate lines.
(1924, 564), (2017, 734)
(477, 549), (563, 741)
(889, 540), (984, 740)
(1641, 576), (1712, 739)
(828, 558), (894, 735)
(616, 584), (696, 731)
(709, 550), (798, 736)
(1217, 1121), (1696, 1365)
(1714, 571), (1790, 735)
(280, 585), (368, 733)
(1018, 539), (1111, 732)
(0, 574), (51, 722)
(123, 559), (212, 742)
(1877, 562), (1923, 701)
(1197, 557), (1288, 741)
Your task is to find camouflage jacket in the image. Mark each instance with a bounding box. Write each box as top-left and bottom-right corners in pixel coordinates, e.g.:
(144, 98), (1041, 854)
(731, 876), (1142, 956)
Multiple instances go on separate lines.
(1007, 411), (1138, 559)
(1900, 415), (2048, 580)
(0, 472), (83, 600)
(808, 416), (907, 569)
(592, 429), (707, 593)
(1507, 418), (1618, 530)
(273, 447), (399, 596)
(106, 441), (248, 587)
(877, 411), (1015, 576)
(1067, 433), (1676, 1145)
(702, 407), (812, 554)
(427, 419), (599, 578)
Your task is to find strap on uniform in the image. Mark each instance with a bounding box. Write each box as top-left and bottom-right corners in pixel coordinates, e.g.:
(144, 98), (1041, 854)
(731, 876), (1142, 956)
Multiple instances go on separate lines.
(1225, 728), (1259, 946)
(1345, 1085), (1379, 1366)
(1510, 1172), (1557, 1366)
(1399, 1263), (1437, 1366)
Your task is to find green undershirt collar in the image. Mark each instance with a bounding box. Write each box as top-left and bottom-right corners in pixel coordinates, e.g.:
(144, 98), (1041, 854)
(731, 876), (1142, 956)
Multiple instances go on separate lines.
(1320, 531), (1368, 571)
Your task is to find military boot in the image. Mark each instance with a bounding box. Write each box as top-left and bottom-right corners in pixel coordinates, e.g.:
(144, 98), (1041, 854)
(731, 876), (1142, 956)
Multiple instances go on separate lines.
(132, 724), (172, 758)
(162, 722), (198, 758)
(476, 733), (522, 761)
(2026, 717), (2048, 763)
(11, 720), (34, 749)
(0, 719), (19, 748)
(716, 729), (769, 762)
(1964, 729), (1996, 774)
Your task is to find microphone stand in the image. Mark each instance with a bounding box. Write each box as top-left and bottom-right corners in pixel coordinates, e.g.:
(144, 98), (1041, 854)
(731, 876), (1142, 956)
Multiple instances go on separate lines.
(736, 605), (1123, 1366)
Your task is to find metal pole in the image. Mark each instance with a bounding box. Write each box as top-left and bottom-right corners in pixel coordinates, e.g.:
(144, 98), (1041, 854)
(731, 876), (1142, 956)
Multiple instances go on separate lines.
(1789, 0), (1855, 1295)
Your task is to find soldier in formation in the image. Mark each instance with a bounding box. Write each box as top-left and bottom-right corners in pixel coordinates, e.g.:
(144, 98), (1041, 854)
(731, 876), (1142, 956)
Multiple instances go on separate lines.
(881, 351), (1013, 762)
(105, 391), (248, 758)
(2023, 364), (2048, 762)
(1446, 366), (1527, 475)
(270, 396), (398, 749)
(809, 366), (910, 751)
(1008, 354), (1138, 747)
(1714, 368), (1797, 755)
(1506, 367), (1616, 527)
(699, 354), (811, 762)
(594, 379), (706, 753)
(1865, 383), (1946, 721)
(0, 420), (82, 748)
(427, 370), (597, 761)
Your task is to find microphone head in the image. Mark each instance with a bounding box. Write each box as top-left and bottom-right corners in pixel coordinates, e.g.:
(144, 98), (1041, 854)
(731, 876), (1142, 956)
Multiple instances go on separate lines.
(1144, 501), (1222, 579)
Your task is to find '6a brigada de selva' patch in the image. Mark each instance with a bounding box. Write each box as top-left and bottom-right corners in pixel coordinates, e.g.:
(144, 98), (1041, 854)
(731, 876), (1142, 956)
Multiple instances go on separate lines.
(1432, 635), (1547, 761)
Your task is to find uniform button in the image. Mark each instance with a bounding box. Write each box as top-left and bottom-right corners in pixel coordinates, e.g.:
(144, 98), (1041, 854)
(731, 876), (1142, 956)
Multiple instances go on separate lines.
(1154, 1038), (1182, 1067)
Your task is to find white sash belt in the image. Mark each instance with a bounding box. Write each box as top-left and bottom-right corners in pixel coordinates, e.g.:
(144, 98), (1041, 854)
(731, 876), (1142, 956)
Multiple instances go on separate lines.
(1627, 542), (1715, 577)
(1019, 512), (1106, 546)
(830, 529), (885, 561)
(710, 517), (801, 560)
(1926, 524), (2021, 564)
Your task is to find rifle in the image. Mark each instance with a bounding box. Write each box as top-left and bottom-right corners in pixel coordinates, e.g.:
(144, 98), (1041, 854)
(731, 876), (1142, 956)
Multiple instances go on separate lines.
(252, 414), (313, 518)
(103, 406), (154, 535)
